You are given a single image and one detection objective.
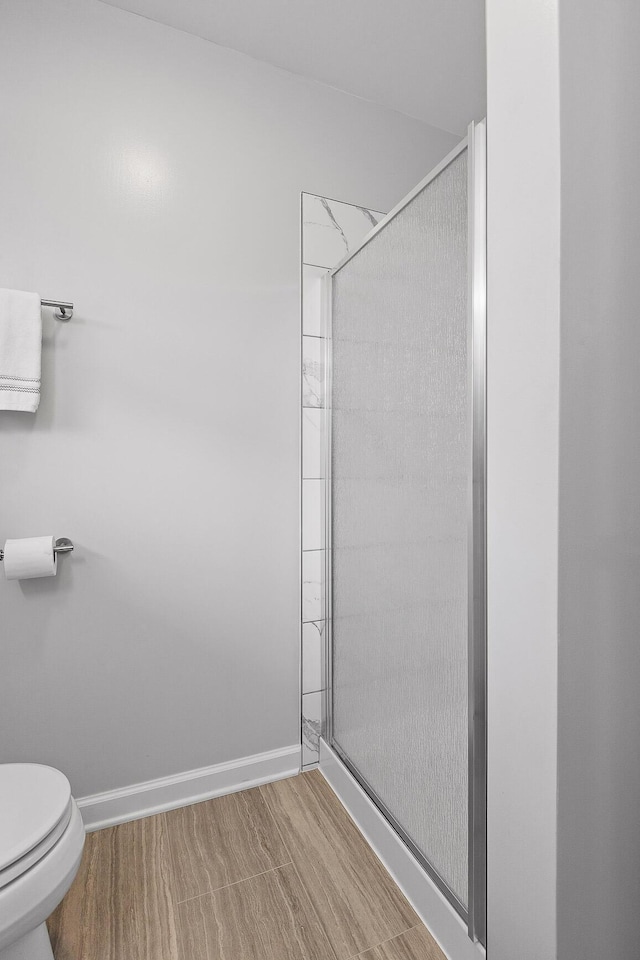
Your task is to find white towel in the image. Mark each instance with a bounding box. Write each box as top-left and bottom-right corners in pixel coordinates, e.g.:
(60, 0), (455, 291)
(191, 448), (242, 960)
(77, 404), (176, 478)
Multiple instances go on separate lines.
(0, 289), (42, 412)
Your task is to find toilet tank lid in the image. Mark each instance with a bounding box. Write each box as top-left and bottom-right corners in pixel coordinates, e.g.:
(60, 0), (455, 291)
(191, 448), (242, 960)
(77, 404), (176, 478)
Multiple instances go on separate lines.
(0, 764), (72, 871)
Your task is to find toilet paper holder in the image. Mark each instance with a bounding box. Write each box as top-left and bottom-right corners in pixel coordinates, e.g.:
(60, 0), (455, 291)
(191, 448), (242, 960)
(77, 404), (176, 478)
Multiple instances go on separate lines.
(0, 537), (74, 562)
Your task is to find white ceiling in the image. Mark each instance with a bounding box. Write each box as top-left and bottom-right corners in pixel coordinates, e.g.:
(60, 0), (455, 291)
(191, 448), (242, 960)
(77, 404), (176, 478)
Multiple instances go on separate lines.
(98, 0), (485, 136)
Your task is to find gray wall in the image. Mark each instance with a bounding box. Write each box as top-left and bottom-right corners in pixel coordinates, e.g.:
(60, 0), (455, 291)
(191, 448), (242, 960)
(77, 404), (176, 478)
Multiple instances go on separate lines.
(0, 0), (457, 798)
(558, 1), (640, 956)
(486, 1), (560, 956)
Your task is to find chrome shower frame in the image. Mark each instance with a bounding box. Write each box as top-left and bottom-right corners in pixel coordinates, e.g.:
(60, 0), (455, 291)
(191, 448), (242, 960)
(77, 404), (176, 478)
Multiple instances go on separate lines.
(321, 121), (487, 945)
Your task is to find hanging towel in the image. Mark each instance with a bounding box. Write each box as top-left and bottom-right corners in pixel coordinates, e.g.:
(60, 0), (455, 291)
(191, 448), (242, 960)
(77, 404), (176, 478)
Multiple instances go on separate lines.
(0, 289), (42, 412)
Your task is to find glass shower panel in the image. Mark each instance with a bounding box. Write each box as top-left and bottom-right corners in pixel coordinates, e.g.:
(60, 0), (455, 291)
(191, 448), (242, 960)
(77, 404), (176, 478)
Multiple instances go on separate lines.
(330, 149), (469, 908)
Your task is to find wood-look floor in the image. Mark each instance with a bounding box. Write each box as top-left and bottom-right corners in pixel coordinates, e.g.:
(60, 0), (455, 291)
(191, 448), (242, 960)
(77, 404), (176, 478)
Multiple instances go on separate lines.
(48, 770), (446, 960)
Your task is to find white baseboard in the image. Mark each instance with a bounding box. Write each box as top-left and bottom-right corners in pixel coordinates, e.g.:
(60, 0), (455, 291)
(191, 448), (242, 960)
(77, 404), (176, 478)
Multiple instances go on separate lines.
(319, 739), (485, 960)
(78, 744), (300, 832)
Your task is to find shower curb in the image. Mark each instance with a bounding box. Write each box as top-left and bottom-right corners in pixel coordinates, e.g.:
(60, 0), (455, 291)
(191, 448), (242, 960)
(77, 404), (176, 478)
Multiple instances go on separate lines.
(319, 739), (485, 960)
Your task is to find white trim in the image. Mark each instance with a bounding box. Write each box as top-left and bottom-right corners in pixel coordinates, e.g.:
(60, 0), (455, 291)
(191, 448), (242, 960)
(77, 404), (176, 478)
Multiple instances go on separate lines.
(486, 2), (560, 956)
(319, 740), (484, 960)
(77, 745), (300, 832)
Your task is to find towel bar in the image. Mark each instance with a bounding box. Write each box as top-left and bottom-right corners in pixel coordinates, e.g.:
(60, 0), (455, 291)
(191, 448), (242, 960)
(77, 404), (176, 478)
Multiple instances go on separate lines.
(0, 537), (74, 562)
(41, 299), (73, 321)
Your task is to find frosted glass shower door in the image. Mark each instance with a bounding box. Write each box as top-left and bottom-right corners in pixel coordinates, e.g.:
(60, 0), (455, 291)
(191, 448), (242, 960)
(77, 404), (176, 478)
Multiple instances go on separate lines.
(326, 125), (486, 938)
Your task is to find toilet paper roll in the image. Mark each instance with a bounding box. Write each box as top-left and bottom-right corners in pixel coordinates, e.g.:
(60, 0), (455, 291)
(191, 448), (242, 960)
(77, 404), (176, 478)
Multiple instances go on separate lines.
(3, 536), (57, 580)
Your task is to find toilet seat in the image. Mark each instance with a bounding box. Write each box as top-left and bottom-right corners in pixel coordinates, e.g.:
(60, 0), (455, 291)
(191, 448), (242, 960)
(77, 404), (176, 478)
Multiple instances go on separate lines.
(0, 765), (72, 890)
(0, 800), (72, 890)
(0, 798), (85, 956)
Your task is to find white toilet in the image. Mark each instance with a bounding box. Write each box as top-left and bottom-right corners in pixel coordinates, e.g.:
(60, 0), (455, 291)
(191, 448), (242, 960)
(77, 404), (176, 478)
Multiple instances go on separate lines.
(0, 764), (85, 960)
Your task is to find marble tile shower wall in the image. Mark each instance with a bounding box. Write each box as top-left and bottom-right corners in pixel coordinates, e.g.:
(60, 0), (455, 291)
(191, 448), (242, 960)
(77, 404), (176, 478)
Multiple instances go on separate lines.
(301, 193), (385, 768)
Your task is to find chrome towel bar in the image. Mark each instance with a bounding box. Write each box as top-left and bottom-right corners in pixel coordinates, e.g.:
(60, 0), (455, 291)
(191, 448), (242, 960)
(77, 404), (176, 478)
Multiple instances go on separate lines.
(41, 299), (73, 321)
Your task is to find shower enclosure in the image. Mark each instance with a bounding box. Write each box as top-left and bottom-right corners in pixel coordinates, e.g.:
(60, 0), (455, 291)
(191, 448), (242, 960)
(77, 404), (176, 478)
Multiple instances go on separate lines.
(321, 121), (486, 945)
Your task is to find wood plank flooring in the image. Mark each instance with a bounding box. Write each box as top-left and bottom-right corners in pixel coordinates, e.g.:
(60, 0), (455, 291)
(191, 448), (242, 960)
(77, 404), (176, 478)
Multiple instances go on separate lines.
(163, 788), (290, 902)
(48, 770), (447, 960)
(48, 815), (178, 960)
(260, 773), (419, 959)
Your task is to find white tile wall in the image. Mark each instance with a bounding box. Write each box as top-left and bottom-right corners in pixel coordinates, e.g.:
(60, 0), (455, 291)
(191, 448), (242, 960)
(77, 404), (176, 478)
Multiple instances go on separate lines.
(302, 549), (324, 624)
(302, 479), (324, 551)
(302, 690), (322, 766)
(302, 335), (324, 408)
(302, 408), (324, 479)
(302, 194), (385, 268)
(300, 192), (386, 768)
(302, 621), (325, 694)
(302, 264), (328, 337)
